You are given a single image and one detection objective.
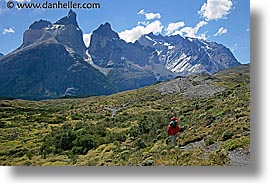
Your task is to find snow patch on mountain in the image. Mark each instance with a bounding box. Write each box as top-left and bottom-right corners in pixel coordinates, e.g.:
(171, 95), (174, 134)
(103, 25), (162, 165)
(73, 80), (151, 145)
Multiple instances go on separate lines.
(85, 50), (111, 76)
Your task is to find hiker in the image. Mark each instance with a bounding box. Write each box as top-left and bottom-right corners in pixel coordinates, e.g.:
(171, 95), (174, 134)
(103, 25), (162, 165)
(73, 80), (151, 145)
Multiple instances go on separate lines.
(167, 117), (183, 147)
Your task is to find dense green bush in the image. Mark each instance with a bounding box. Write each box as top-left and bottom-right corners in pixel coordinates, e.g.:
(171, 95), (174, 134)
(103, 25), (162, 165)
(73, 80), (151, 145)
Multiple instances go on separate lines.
(0, 121), (5, 128)
(72, 134), (97, 154)
(133, 138), (147, 149)
(222, 130), (234, 141)
(71, 113), (83, 120)
(40, 121), (128, 157)
(49, 116), (66, 124)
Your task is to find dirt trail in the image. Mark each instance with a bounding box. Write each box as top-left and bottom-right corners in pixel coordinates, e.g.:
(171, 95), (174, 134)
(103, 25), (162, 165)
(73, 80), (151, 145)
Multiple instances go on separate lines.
(179, 140), (250, 166)
(104, 107), (121, 117)
(228, 148), (250, 166)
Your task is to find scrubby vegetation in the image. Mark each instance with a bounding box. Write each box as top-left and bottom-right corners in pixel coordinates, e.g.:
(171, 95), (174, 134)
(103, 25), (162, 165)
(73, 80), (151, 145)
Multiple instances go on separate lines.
(0, 65), (250, 166)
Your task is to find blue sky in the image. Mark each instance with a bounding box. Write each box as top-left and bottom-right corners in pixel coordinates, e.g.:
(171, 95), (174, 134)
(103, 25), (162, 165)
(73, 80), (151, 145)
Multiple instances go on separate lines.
(0, 0), (250, 63)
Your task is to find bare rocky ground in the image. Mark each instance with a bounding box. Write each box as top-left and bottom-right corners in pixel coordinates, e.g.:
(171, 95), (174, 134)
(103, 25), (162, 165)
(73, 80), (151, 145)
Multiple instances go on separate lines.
(228, 147), (250, 166)
(154, 73), (225, 98)
(179, 140), (250, 166)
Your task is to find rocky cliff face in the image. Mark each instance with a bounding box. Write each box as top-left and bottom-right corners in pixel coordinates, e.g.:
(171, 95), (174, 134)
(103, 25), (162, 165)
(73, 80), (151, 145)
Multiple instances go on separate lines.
(0, 11), (115, 100)
(21, 10), (86, 57)
(88, 22), (160, 67)
(0, 43), (116, 100)
(87, 23), (173, 91)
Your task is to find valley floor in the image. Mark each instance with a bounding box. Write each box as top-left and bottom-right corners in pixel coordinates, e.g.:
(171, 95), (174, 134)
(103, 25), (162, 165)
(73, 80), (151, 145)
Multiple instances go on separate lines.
(0, 65), (250, 166)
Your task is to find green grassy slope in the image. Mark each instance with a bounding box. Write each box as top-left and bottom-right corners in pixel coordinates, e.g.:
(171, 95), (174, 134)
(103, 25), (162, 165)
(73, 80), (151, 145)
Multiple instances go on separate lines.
(0, 64), (250, 166)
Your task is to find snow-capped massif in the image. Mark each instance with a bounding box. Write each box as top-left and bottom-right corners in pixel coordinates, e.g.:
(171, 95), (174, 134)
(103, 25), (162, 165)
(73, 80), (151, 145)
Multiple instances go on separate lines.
(137, 33), (240, 76)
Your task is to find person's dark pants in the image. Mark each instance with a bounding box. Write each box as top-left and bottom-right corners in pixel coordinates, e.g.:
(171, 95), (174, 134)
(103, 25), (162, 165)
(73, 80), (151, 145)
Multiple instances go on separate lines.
(170, 134), (177, 146)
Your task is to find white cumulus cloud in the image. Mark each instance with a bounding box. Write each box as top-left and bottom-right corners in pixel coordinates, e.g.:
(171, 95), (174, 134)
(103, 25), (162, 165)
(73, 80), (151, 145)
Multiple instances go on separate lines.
(214, 27), (228, 36)
(119, 20), (164, 43)
(2, 27), (15, 34)
(137, 21), (149, 26)
(83, 33), (92, 47)
(138, 9), (161, 20)
(166, 21), (185, 35)
(198, 0), (233, 21)
(172, 21), (208, 39)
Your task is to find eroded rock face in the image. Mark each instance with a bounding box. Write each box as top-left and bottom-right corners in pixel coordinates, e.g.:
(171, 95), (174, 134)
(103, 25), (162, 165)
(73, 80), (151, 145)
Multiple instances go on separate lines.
(87, 22), (173, 91)
(22, 10), (86, 57)
(0, 11), (116, 100)
(55, 9), (79, 28)
(88, 22), (161, 68)
(55, 23), (87, 57)
(23, 20), (52, 46)
(29, 19), (52, 30)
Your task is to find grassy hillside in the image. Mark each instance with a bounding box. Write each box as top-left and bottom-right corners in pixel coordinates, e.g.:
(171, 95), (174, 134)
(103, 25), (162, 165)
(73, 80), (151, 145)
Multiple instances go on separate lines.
(0, 64), (250, 166)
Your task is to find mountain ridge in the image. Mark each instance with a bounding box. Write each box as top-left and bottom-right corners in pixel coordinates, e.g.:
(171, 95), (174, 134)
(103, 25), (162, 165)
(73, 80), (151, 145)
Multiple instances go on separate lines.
(137, 33), (240, 75)
(0, 10), (242, 100)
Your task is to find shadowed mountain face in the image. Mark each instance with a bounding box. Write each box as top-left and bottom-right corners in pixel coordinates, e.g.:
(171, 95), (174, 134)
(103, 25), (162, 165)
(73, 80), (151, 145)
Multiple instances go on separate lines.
(21, 10), (86, 58)
(55, 9), (80, 28)
(87, 22), (173, 91)
(0, 11), (115, 100)
(0, 11), (241, 100)
(88, 22), (159, 68)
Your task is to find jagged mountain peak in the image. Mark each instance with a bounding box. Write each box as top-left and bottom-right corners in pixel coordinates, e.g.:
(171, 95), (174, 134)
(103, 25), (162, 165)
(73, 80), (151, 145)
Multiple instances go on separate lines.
(68, 9), (76, 16)
(92, 22), (119, 39)
(29, 19), (52, 30)
(147, 32), (164, 39)
(21, 10), (86, 57)
(55, 9), (79, 28)
(99, 22), (112, 29)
